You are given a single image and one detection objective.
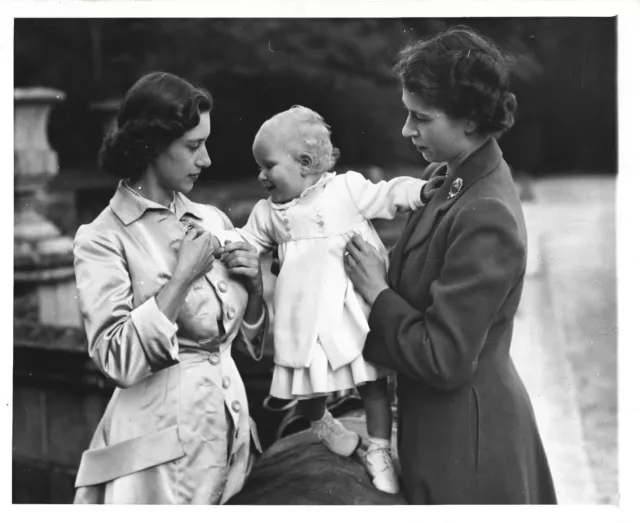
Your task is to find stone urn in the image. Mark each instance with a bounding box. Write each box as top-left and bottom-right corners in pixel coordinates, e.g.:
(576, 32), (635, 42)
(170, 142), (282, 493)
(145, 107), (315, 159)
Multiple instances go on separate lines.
(14, 87), (81, 328)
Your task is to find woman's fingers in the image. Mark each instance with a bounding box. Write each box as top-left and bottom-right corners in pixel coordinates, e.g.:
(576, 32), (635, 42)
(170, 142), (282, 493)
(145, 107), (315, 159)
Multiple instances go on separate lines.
(224, 255), (257, 269)
(227, 267), (257, 277)
(191, 222), (206, 235)
(345, 241), (359, 266)
(183, 226), (198, 241)
(184, 222), (206, 241)
(344, 248), (357, 269)
(347, 233), (373, 257)
(349, 233), (369, 251)
(345, 235), (369, 264)
(220, 241), (255, 254)
(220, 241), (259, 267)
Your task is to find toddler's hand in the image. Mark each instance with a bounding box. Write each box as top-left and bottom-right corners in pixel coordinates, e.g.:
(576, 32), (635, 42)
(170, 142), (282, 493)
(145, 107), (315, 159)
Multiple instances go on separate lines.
(218, 241), (263, 295)
(421, 173), (447, 203)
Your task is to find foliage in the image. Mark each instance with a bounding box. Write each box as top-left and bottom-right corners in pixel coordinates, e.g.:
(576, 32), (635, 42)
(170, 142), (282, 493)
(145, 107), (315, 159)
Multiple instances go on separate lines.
(15, 18), (616, 176)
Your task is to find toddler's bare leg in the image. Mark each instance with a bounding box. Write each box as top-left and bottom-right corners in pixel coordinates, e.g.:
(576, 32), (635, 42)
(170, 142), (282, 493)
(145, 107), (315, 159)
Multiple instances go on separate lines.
(357, 377), (400, 494)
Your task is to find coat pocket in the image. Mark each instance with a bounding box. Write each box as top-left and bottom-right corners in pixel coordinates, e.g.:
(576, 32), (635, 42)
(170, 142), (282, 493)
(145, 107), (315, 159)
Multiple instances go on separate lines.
(469, 386), (481, 472)
(75, 425), (185, 487)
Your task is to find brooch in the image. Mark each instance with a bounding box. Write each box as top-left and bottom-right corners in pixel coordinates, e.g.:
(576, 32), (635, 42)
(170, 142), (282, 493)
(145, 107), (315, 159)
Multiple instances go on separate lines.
(180, 219), (194, 234)
(448, 178), (463, 200)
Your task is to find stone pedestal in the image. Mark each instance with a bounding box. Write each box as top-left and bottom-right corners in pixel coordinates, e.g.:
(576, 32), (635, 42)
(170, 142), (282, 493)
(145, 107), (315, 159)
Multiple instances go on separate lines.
(14, 87), (81, 328)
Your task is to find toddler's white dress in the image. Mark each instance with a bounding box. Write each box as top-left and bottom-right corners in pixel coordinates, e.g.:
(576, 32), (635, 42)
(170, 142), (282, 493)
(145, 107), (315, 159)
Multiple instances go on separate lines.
(217, 171), (426, 399)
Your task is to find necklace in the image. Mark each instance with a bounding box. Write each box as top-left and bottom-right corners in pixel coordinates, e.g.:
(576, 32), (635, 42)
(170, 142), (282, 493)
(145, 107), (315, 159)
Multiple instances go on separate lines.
(124, 180), (176, 213)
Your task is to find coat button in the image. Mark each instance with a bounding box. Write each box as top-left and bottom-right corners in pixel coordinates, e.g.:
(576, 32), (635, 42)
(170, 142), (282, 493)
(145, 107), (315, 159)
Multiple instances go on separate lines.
(226, 307), (236, 319)
(222, 376), (231, 389)
(231, 400), (241, 412)
(218, 281), (228, 292)
(208, 352), (220, 365)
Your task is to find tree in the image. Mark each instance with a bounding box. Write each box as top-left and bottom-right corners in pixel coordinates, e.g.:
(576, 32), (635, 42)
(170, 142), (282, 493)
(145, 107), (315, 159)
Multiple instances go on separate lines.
(14, 18), (617, 175)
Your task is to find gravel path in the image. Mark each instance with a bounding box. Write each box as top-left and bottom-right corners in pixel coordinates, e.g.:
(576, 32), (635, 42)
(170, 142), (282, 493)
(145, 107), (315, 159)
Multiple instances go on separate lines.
(513, 176), (617, 504)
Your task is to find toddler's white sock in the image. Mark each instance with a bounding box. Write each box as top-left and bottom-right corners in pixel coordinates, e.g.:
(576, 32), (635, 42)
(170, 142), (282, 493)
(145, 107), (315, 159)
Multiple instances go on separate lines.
(310, 409), (332, 428)
(368, 436), (391, 451)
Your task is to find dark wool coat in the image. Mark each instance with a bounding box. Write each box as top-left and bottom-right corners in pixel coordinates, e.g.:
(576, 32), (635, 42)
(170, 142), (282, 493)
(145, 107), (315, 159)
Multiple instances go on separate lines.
(364, 138), (557, 504)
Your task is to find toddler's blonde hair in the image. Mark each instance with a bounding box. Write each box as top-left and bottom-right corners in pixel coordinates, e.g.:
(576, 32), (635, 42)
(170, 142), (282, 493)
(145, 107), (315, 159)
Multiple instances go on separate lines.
(261, 105), (340, 174)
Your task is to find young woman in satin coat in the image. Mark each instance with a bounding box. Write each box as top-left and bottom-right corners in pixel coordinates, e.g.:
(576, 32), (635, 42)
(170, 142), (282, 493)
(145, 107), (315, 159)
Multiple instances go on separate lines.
(72, 72), (268, 504)
(345, 27), (557, 504)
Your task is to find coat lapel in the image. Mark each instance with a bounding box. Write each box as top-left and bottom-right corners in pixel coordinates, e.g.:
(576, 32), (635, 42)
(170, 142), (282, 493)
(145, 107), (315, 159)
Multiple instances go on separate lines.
(401, 138), (504, 256)
(388, 206), (423, 288)
(388, 163), (446, 287)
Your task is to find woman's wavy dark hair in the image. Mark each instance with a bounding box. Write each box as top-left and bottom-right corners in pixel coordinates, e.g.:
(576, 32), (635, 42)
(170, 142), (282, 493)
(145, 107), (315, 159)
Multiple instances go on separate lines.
(394, 26), (517, 136)
(99, 72), (213, 179)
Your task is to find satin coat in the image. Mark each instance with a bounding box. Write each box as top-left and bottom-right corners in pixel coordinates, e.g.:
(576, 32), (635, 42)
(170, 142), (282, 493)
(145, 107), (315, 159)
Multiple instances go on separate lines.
(72, 181), (268, 504)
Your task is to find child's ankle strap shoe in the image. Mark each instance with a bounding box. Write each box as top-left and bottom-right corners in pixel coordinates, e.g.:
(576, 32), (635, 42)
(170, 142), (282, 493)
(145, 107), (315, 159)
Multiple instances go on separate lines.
(312, 413), (360, 457)
(363, 446), (401, 495)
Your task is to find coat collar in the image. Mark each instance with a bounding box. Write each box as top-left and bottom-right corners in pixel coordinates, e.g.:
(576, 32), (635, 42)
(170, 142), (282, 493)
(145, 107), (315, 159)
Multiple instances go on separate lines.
(110, 179), (204, 226)
(388, 138), (504, 286)
(174, 191), (205, 222)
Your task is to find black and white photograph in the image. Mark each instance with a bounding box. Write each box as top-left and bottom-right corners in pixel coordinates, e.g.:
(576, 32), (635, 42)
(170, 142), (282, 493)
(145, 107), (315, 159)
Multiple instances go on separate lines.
(5, 0), (638, 518)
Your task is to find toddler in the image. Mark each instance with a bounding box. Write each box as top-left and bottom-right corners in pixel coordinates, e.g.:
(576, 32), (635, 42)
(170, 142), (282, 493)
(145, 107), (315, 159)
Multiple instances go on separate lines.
(214, 106), (440, 494)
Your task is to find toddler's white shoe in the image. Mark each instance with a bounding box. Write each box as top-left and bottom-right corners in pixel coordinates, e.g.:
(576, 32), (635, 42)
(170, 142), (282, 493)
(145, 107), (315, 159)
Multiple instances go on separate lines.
(312, 414), (360, 457)
(363, 446), (401, 495)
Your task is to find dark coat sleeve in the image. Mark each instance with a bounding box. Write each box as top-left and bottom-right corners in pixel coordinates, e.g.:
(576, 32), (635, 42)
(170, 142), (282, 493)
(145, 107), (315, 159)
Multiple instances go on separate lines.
(365, 197), (526, 391)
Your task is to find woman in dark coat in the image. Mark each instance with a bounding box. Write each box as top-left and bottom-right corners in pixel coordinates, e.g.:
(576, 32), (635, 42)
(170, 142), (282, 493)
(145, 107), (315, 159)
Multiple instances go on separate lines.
(344, 26), (557, 504)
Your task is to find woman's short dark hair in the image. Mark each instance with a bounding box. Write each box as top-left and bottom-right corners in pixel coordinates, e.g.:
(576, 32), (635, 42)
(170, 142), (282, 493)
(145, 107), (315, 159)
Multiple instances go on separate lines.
(99, 72), (213, 179)
(394, 26), (517, 136)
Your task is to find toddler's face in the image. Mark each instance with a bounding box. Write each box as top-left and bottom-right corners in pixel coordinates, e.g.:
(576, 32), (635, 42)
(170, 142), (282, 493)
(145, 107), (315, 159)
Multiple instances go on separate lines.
(253, 131), (308, 204)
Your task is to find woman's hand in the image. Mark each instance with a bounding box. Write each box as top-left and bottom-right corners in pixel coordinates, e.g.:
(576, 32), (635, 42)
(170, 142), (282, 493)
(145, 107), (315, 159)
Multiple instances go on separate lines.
(173, 226), (217, 285)
(344, 234), (389, 306)
(218, 241), (263, 296)
(158, 226), (216, 323)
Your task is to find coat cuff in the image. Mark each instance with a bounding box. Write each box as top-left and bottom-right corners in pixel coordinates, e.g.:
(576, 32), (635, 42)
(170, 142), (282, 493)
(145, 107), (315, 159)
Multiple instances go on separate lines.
(369, 288), (396, 335)
(362, 288), (400, 367)
(238, 298), (269, 361)
(130, 297), (180, 371)
(242, 306), (266, 341)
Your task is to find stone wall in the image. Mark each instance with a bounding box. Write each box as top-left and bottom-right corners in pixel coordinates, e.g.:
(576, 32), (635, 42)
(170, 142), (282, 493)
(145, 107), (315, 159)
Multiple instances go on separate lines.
(12, 344), (112, 503)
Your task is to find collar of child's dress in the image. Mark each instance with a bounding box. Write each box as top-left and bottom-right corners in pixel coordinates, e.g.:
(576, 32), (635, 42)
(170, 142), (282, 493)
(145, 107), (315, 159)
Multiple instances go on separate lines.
(269, 171), (336, 211)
